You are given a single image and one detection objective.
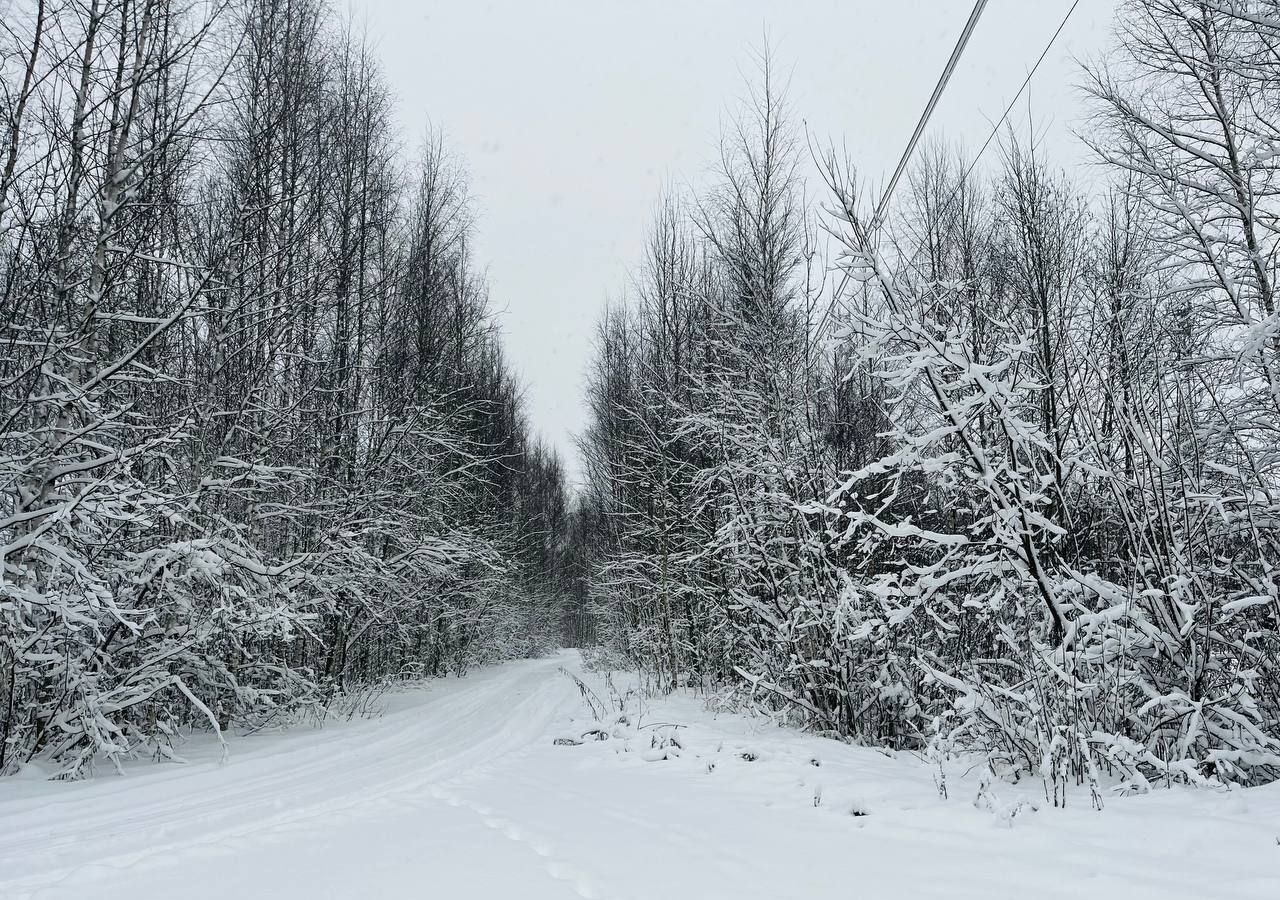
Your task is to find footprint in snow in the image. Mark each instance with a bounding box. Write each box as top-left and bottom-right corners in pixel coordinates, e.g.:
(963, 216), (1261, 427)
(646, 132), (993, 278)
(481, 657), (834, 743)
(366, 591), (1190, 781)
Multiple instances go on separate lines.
(428, 785), (626, 900)
(547, 861), (599, 898)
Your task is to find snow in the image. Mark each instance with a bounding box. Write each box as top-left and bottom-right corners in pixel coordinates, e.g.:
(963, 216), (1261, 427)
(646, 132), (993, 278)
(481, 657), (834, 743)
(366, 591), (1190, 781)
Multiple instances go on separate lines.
(1, 651), (1277, 899)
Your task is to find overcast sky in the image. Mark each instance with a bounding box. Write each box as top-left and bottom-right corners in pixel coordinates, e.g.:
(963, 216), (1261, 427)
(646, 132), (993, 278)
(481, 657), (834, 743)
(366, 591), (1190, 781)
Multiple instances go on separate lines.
(355, 0), (1120, 482)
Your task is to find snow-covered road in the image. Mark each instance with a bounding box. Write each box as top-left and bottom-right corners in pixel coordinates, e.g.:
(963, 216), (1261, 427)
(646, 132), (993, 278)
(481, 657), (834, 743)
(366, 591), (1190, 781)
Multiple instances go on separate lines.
(0, 655), (586, 898)
(1, 651), (1278, 899)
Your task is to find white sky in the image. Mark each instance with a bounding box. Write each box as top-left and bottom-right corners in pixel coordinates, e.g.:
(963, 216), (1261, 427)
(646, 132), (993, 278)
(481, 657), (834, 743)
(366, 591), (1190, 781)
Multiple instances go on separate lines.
(355, 0), (1120, 482)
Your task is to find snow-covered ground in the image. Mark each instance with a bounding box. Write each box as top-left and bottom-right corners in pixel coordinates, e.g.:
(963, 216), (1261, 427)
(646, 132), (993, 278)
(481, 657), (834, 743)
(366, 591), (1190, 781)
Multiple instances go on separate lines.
(1, 650), (1277, 899)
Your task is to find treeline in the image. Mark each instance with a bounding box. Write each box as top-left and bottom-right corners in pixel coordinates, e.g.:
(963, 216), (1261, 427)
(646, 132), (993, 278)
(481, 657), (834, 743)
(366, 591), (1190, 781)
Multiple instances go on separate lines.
(0, 0), (571, 778)
(577, 0), (1280, 793)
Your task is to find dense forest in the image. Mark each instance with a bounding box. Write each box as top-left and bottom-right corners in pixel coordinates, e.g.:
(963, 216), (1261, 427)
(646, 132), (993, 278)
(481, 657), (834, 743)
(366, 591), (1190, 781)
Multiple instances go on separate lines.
(575, 0), (1280, 793)
(4, 0), (1280, 800)
(0, 0), (572, 778)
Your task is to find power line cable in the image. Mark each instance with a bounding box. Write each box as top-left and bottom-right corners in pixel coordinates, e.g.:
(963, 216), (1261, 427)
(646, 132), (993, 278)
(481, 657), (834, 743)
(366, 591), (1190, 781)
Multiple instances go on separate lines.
(819, 0), (1083, 341)
(944, 0), (1081, 217)
(872, 0), (990, 227)
(886, 0), (1082, 292)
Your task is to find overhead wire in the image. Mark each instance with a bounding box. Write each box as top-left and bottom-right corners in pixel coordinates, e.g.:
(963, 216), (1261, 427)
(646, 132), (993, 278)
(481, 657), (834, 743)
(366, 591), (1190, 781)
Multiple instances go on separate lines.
(938, 0), (1082, 225)
(871, 0), (990, 228)
(818, 0), (1085, 343)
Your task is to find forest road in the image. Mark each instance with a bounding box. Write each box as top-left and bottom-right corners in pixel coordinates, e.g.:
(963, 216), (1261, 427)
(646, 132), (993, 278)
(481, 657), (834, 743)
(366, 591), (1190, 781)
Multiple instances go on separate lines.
(3, 650), (1278, 900)
(0, 653), (610, 900)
